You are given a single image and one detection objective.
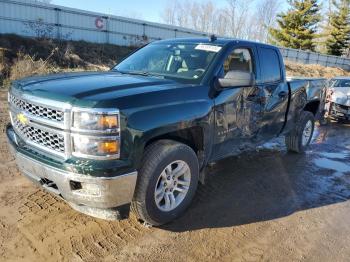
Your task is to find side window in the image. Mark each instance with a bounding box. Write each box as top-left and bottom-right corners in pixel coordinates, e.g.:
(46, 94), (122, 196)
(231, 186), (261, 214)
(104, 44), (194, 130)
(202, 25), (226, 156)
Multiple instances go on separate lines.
(259, 48), (282, 83)
(223, 48), (253, 75)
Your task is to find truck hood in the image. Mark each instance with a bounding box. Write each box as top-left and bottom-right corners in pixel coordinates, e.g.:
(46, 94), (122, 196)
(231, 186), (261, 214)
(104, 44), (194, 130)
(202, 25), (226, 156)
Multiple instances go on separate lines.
(12, 71), (190, 108)
(331, 87), (350, 107)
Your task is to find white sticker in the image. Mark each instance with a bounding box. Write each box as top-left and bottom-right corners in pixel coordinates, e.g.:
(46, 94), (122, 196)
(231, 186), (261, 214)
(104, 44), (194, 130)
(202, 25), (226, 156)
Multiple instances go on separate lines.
(195, 44), (222, 53)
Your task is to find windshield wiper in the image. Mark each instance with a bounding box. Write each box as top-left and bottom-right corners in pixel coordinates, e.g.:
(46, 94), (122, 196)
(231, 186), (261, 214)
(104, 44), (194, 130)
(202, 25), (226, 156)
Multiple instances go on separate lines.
(116, 70), (165, 79)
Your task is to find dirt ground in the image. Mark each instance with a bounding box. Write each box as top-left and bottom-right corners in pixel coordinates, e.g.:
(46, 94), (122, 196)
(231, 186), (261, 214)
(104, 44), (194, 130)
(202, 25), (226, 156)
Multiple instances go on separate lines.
(0, 89), (350, 262)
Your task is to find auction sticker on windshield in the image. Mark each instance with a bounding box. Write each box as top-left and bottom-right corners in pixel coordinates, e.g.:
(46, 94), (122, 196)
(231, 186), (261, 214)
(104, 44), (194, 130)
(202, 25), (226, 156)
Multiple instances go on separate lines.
(195, 44), (222, 53)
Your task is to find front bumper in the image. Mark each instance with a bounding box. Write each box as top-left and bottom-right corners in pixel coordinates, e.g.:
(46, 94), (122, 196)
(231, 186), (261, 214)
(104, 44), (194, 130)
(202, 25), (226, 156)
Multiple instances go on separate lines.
(7, 126), (138, 220)
(330, 103), (350, 120)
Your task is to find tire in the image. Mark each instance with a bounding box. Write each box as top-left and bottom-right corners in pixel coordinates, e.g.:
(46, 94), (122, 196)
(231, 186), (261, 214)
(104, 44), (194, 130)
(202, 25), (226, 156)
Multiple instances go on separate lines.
(131, 140), (199, 226)
(285, 111), (315, 153)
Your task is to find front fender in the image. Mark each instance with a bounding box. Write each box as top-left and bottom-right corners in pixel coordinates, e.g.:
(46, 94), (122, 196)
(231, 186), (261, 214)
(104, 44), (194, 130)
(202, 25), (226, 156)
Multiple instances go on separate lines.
(123, 100), (214, 169)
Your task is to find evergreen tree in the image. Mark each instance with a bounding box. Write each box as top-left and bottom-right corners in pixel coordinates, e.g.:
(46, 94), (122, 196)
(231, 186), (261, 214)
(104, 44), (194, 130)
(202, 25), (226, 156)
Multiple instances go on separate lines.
(269, 0), (321, 51)
(325, 0), (350, 56)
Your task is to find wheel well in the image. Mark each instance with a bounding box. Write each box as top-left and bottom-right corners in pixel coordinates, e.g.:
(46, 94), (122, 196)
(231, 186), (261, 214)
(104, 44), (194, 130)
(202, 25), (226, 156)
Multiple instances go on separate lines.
(145, 127), (204, 155)
(304, 100), (320, 116)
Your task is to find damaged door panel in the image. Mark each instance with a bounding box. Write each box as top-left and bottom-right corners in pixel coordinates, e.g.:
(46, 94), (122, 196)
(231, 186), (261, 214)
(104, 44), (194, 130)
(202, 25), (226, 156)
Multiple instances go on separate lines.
(212, 46), (264, 161)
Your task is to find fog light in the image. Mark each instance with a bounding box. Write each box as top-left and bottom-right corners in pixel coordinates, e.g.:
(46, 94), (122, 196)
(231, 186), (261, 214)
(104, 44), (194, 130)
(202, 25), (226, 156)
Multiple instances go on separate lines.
(71, 182), (101, 196)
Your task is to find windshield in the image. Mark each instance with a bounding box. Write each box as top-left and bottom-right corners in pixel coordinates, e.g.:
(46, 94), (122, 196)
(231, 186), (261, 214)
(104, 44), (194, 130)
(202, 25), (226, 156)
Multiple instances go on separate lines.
(332, 79), (350, 88)
(114, 43), (221, 82)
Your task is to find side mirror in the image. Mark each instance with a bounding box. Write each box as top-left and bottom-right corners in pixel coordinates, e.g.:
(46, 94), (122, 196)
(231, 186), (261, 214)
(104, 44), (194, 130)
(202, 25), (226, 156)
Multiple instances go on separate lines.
(218, 71), (254, 88)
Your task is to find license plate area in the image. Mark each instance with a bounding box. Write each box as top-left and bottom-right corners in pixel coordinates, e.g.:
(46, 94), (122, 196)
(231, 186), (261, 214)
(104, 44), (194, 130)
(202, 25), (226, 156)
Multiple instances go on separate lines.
(16, 154), (47, 179)
(16, 154), (62, 196)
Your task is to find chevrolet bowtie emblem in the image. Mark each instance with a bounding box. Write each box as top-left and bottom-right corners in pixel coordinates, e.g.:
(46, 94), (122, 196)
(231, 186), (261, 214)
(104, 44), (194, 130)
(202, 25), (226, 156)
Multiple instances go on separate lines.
(17, 113), (28, 125)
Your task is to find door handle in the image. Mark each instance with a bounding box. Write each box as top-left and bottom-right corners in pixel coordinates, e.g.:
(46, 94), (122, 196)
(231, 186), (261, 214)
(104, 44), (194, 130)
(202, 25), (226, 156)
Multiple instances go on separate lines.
(247, 93), (267, 104)
(247, 94), (258, 100)
(278, 91), (288, 98)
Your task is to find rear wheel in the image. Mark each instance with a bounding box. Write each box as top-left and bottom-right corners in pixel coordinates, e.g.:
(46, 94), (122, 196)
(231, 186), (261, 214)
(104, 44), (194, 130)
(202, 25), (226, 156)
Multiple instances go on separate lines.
(285, 111), (315, 153)
(131, 140), (199, 226)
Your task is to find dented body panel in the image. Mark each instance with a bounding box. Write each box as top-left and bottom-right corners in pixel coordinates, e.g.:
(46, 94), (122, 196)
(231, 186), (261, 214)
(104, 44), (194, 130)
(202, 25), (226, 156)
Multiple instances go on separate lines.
(328, 77), (350, 120)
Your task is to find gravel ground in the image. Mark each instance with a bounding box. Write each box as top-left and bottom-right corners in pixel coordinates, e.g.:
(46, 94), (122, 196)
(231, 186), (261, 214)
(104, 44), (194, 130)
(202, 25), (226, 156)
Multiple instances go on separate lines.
(0, 89), (350, 262)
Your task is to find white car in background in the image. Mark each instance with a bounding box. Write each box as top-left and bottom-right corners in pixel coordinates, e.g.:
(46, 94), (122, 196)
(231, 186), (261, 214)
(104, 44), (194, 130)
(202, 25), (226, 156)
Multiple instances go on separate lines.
(328, 77), (350, 122)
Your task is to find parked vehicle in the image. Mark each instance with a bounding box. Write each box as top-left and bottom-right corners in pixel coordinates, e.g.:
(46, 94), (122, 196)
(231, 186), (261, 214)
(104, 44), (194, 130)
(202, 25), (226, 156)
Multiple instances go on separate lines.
(6, 38), (322, 225)
(326, 77), (350, 122)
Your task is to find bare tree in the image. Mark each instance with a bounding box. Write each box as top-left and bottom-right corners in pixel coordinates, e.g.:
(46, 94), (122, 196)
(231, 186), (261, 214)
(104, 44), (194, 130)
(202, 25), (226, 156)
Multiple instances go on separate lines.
(162, 0), (223, 34)
(199, 1), (216, 33)
(162, 0), (179, 25)
(160, 0), (281, 42)
(224, 0), (254, 38)
(214, 10), (230, 36)
(249, 0), (282, 42)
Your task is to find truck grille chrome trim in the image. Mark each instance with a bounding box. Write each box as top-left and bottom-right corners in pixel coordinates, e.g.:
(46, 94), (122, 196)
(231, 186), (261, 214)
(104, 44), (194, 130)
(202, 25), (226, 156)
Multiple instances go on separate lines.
(13, 118), (65, 153)
(8, 89), (120, 160)
(9, 94), (64, 122)
(9, 90), (71, 158)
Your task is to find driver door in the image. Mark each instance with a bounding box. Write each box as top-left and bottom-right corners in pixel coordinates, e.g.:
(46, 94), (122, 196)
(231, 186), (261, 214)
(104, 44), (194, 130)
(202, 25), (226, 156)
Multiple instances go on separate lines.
(210, 46), (265, 161)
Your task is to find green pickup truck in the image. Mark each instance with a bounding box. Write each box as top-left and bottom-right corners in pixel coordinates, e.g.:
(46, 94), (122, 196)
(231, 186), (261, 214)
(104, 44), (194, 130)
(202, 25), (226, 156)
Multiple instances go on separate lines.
(6, 38), (321, 225)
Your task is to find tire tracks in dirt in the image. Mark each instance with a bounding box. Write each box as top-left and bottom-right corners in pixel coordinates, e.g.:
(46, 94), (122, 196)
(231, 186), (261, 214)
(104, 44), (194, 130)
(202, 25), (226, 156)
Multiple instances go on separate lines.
(16, 189), (152, 261)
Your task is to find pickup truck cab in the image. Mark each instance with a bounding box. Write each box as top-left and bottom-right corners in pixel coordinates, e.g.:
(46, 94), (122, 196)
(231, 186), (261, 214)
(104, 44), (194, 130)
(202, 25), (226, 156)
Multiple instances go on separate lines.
(6, 38), (320, 225)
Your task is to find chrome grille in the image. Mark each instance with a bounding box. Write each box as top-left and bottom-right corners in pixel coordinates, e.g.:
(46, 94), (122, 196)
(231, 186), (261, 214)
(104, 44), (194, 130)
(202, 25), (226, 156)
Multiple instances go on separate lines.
(9, 94), (64, 122)
(13, 119), (65, 153)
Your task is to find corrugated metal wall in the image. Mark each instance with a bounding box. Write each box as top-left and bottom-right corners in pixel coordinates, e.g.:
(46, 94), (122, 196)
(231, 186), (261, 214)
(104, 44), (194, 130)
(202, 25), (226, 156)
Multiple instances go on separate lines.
(0, 0), (206, 45)
(1, 0), (350, 70)
(279, 48), (350, 70)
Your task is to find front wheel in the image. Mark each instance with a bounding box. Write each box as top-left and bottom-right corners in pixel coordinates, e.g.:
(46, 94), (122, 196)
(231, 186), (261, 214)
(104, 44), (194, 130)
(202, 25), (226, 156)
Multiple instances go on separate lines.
(285, 111), (315, 153)
(131, 140), (199, 226)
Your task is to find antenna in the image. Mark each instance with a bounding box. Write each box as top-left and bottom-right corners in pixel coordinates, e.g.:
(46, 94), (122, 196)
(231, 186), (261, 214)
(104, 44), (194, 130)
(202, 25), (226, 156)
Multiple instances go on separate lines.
(209, 34), (217, 42)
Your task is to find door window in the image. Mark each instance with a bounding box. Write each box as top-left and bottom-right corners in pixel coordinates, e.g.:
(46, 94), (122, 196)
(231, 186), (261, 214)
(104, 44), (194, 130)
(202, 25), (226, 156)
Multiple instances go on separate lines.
(259, 48), (282, 83)
(223, 48), (253, 75)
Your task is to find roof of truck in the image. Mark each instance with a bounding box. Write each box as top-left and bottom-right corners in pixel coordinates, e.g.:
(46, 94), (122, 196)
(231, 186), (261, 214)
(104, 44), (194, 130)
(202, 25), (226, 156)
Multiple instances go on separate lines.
(287, 76), (327, 81)
(155, 37), (276, 48)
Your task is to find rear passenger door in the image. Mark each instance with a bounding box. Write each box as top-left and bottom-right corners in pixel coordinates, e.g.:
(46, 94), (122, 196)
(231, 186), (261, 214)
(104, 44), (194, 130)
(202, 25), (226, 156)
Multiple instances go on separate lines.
(256, 47), (289, 140)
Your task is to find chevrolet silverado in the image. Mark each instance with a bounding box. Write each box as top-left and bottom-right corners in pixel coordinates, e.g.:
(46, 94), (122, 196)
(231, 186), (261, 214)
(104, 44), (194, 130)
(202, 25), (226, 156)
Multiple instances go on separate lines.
(6, 38), (321, 225)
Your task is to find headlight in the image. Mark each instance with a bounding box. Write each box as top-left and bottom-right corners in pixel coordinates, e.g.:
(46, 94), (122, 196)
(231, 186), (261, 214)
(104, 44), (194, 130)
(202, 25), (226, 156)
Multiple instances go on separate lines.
(72, 110), (119, 132)
(72, 135), (120, 159)
(71, 108), (120, 159)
